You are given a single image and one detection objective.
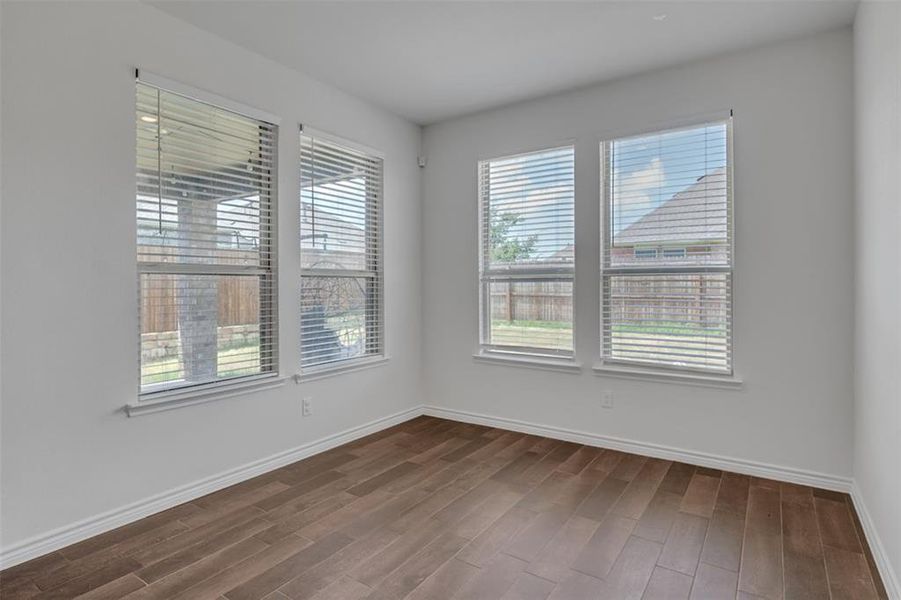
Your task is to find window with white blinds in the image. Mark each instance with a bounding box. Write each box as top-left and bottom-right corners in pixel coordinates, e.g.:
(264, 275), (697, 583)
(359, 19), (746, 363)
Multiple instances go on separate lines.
(136, 81), (278, 395)
(300, 131), (383, 371)
(479, 146), (575, 357)
(601, 118), (733, 373)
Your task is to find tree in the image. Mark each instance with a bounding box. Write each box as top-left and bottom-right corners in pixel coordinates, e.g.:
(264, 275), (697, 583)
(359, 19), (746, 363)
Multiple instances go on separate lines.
(489, 208), (537, 262)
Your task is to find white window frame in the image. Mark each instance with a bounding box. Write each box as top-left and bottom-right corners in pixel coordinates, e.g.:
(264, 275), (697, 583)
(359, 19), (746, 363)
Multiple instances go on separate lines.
(476, 145), (577, 364)
(598, 116), (736, 378)
(298, 126), (386, 378)
(133, 70), (282, 408)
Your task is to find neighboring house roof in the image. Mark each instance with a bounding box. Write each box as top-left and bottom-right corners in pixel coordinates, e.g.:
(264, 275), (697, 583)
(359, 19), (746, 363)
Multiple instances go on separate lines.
(551, 244), (574, 261)
(616, 167), (727, 246)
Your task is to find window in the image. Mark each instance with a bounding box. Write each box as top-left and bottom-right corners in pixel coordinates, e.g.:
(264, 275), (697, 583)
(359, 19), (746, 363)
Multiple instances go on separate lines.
(299, 131), (384, 371)
(136, 81), (278, 395)
(601, 119), (733, 374)
(478, 146), (575, 358)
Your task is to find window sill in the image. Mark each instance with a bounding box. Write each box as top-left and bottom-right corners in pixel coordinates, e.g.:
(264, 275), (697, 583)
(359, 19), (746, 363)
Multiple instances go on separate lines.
(296, 355), (390, 383)
(473, 352), (583, 374)
(592, 362), (743, 389)
(126, 374), (287, 417)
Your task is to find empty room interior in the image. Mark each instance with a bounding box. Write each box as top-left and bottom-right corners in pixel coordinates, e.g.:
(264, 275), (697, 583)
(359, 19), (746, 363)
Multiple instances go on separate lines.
(1, 1), (900, 598)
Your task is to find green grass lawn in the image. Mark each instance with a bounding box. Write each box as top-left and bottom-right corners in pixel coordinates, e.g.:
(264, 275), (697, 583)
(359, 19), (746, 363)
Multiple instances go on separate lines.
(141, 345), (261, 385)
(490, 319), (726, 366)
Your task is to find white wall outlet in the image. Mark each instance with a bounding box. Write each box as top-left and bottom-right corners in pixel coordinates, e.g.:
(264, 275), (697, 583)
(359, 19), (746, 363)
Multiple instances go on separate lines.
(601, 391), (615, 409)
(302, 396), (313, 417)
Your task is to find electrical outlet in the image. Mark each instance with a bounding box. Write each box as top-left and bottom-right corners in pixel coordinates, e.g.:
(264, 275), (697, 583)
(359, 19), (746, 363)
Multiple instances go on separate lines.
(601, 391), (614, 409)
(302, 396), (313, 417)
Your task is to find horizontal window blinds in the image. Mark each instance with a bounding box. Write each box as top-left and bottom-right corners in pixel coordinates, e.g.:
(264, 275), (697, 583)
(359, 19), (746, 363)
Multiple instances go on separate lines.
(479, 146), (575, 356)
(300, 132), (383, 370)
(602, 119), (733, 373)
(136, 82), (278, 394)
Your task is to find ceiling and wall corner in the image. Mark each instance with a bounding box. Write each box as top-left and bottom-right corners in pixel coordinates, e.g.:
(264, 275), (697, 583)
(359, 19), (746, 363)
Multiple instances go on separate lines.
(147, 0), (857, 124)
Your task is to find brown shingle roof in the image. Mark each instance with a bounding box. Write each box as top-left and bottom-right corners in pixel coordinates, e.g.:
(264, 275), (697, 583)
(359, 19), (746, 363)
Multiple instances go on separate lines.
(617, 167), (727, 245)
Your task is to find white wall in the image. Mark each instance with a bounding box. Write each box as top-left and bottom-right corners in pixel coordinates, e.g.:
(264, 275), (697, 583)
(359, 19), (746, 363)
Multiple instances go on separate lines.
(0, 1), (422, 550)
(854, 1), (901, 592)
(422, 30), (855, 480)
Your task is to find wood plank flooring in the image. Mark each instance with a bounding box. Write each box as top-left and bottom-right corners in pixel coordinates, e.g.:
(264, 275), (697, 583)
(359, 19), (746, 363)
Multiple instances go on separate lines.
(0, 416), (887, 600)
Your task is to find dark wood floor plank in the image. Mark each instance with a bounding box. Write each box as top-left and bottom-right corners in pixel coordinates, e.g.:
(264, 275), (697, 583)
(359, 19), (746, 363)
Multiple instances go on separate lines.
(34, 557), (141, 600)
(679, 474), (720, 518)
(504, 505), (570, 562)
(277, 528), (399, 600)
(815, 496), (864, 553)
(657, 513), (708, 576)
(224, 532), (353, 600)
(76, 573), (146, 600)
(137, 517), (271, 584)
(557, 446), (602, 475)
(347, 461), (421, 497)
(363, 531), (469, 600)
(547, 571), (605, 600)
(610, 454), (649, 482)
(737, 486), (783, 600)
(714, 472), (750, 516)
(641, 566), (693, 600)
(634, 490), (681, 544)
(823, 545), (880, 600)
(189, 484), (294, 528)
(782, 494), (829, 600)
(500, 572), (556, 600)
(575, 475), (628, 521)
(0, 417), (887, 600)
(612, 459), (671, 520)
(127, 537), (269, 600)
(699, 509), (744, 572)
(170, 535), (312, 600)
(350, 519), (449, 587)
(405, 558), (480, 600)
(571, 514), (636, 579)
(130, 505), (265, 567)
(596, 535), (662, 600)
(255, 492), (359, 544)
(304, 575), (370, 600)
(525, 515), (600, 583)
(689, 563), (737, 599)
(453, 553), (527, 599)
(658, 463), (696, 497)
(456, 505), (537, 567)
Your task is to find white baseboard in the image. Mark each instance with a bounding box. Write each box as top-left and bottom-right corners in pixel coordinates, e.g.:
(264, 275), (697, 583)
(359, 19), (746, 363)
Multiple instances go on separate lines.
(0, 405), (423, 570)
(422, 405), (853, 493)
(851, 481), (901, 599)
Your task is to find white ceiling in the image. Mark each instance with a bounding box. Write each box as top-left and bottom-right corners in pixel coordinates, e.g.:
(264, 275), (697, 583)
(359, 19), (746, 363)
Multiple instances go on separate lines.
(150, 1), (857, 125)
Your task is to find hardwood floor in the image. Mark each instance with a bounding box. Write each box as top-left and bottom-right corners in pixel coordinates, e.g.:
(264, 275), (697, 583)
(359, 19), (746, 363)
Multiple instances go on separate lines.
(0, 416), (887, 600)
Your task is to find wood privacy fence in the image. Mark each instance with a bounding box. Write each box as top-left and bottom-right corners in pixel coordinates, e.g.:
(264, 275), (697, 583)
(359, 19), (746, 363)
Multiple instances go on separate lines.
(489, 277), (726, 328)
(140, 246), (260, 333)
(489, 281), (573, 323)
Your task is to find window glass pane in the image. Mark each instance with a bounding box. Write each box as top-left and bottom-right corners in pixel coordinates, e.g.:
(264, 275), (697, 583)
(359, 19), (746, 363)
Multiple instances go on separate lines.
(299, 134), (383, 371)
(140, 273), (272, 388)
(486, 280), (573, 353)
(300, 137), (381, 272)
(300, 275), (380, 367)
(137, 82), (277, 395)
(603, 273), (730, 371)
(482, 147), (574, 270)
(137, 85), (274, 268)
(608, 122), (728, 268)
